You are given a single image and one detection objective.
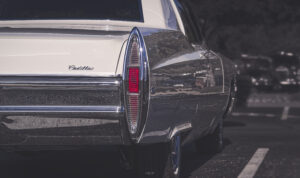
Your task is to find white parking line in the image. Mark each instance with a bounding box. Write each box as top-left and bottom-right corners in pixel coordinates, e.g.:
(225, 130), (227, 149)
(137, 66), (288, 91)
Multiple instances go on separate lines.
(231, 112), (276, 118)
(281, 106), (290, 121)
(238, 148), (269, 178)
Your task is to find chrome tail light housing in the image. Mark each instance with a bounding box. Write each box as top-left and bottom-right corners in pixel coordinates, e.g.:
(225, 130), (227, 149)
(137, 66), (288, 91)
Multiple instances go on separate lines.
(123, 28), (149, 138)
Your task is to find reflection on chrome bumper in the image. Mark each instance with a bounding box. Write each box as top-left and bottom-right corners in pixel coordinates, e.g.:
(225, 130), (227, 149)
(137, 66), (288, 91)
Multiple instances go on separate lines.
(3, 116), (119, 130)
(0, 105), (123, 113)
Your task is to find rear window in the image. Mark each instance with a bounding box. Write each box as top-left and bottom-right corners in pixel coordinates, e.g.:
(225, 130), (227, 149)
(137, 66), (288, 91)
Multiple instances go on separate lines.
(0, 0), (143, 22)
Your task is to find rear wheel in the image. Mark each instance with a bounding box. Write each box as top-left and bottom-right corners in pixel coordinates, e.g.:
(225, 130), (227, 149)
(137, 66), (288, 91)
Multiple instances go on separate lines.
(195, 119), (224, 154)
(136, 135), (181, 178)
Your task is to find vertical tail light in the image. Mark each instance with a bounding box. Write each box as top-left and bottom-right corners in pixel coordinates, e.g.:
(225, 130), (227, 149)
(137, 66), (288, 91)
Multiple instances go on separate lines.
(123, 28), (149, 137)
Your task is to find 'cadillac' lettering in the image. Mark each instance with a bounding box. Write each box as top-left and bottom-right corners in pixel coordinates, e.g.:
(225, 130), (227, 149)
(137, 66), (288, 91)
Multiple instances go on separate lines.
(69, 65), (94, 71)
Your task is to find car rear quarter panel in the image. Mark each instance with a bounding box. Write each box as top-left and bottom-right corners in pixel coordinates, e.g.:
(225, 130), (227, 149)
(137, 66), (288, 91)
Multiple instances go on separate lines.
(136, 28), (231, 144)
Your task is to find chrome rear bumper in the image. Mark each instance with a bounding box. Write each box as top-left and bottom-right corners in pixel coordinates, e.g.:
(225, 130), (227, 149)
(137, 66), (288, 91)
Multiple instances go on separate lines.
(0, 76), (131, 147)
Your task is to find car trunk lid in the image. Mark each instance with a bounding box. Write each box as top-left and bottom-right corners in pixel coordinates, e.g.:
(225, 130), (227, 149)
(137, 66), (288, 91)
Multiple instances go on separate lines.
(0, 29), (129, 76)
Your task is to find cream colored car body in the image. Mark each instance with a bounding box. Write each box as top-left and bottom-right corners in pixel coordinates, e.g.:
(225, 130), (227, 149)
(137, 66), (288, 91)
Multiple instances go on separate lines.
(0, 0), (184, 77)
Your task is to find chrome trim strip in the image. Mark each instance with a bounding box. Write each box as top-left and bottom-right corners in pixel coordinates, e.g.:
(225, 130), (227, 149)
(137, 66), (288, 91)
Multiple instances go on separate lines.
(0, 77), (121, 90)
(0, 74), (117, 77)
(0, 81), (120, 86)
(210, 51), (225, 93)
(115, 39), (128, 75)
(0, 105), (124, 113)
(122, 27), (150, 139)
(0, 83), (119, 90)
(0, 81), (119, 85)
(170, 122), (192, 139)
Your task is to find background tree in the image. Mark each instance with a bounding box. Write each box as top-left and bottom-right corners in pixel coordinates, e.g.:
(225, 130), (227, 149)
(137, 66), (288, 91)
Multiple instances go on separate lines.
(186, 0), (300, 58)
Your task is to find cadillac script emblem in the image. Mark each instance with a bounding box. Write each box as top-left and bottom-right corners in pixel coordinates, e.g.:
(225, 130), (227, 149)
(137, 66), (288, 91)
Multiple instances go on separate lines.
(69, 65), (94, 71)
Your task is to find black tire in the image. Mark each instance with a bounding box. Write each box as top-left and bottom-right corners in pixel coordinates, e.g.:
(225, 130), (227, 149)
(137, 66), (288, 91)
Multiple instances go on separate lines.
(135, 135), (181, 178)
(195, 119), (224, 154)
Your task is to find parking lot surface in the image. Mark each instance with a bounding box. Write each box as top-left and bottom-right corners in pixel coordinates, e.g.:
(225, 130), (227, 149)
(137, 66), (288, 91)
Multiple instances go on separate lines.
(182, 106), (300, 178)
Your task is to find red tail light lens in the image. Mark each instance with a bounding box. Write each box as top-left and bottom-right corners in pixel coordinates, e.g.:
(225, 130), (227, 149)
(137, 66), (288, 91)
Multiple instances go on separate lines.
(128, 68), (139, 93)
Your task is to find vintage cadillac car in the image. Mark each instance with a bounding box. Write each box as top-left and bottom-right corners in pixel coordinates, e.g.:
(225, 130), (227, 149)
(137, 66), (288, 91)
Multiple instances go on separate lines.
(0, 0), (236, 177)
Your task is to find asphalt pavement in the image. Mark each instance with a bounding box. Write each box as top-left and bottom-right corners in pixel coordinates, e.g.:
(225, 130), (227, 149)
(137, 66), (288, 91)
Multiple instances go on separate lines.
(0, 104), (299, 178)
(182, 106), (300, 178)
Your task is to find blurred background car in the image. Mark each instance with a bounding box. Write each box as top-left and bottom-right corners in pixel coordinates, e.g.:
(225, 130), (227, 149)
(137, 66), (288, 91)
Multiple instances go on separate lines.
(271, 52), (300, 91)
(232, 52), (300, 106)
(238, 54), (275, 91)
